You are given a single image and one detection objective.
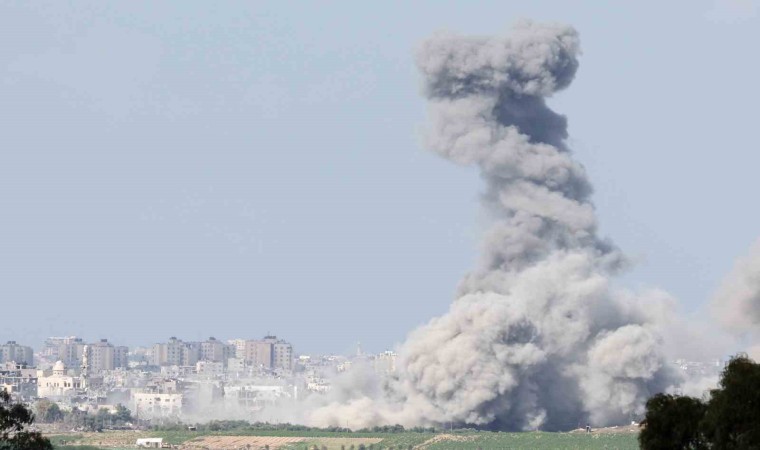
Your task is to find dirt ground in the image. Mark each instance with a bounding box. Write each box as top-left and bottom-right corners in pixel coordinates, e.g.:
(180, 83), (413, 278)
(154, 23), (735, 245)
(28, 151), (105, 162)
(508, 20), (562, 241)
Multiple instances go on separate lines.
(183, 436), (384, 450)
(181, 435), (305, 449)
(414, 433), (476, 448)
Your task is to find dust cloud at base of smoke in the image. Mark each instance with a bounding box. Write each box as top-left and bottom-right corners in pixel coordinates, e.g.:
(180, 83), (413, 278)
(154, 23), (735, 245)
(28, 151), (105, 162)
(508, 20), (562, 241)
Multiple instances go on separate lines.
(296, 21), (728, 431)
(177, 21), (739, 431)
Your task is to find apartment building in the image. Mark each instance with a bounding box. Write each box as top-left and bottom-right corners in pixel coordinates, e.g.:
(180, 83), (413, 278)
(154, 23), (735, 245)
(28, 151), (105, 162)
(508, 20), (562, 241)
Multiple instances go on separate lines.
(200, 337), (234, 365)
(0, 362), (37, 400)
(89, 339), (129, 372)
(133, 392), (183, 418)
(151, 337), (200, 366)
(241, 336), (293, 370)
(0, 341), (34, 366)
(273, 341), (293, 371)
(56, 337), (86, 367)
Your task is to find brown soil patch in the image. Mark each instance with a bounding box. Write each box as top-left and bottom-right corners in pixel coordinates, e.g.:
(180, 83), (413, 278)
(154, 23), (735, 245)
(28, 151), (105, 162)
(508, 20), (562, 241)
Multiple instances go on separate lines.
(181, 435), (305, 449)
(182, 436), (383, 450)
(415, 434), (475, 449)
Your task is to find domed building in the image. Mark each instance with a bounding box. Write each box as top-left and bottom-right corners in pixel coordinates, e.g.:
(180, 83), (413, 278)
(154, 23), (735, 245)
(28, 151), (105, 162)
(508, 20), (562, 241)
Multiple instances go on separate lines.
(37, 360), (82, 397)
(52, 360), (65, 376)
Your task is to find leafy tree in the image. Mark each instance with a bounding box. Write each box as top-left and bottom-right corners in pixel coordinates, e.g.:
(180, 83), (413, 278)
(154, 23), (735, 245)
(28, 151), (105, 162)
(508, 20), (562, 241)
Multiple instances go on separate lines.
(640, 355), (760, 450)
(0, 390), (53, 450)
(33, 400), (63, 424)
(82, 414), (101, 432)
(113, 404), (132, 425)
(638, 393), (707, 449)
(701, 355), (760, 449)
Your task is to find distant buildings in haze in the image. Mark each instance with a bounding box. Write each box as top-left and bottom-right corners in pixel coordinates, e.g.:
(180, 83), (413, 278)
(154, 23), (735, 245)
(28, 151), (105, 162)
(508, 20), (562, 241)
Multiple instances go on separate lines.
(150, 335), (293, 371)
(0, 341), (34, 366)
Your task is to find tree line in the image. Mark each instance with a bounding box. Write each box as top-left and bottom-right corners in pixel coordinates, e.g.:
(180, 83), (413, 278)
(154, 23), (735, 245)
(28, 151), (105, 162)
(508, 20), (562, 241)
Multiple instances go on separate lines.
(639, 354), (760, 449)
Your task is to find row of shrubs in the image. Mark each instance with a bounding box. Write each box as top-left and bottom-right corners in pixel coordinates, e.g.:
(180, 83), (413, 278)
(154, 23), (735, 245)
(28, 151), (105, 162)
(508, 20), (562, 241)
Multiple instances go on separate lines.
(151, 420), (463, 434)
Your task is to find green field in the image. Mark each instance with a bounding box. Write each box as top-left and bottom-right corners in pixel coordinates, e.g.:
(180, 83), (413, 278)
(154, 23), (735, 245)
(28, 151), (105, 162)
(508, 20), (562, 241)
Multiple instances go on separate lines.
(50, 429), (639, 450)
(280, 432), (637, 450)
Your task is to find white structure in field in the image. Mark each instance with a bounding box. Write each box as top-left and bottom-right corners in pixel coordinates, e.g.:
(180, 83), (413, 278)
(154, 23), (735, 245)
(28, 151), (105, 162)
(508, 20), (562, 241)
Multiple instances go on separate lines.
(136, 438), (163, 448)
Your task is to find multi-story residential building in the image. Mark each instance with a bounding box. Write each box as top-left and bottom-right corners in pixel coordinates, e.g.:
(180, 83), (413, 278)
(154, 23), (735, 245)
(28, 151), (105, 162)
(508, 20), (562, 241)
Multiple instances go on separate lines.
(115, 345), (129, 368)
(229, 339), (247, 359)
(0, 362), (37, 400)
(240, 336), (293, 370)
(145, 377), (183, 394)
(42, 336), (79, 359)
(273, 340), (293, 371)
(89, 339), (129, 372)
(200, 337), (233, 365)
(151, 337), (200, 367)
(57, 337), (86, 367)
(0, 341), (34, 366)
(195, 360), (224, 378)
(226, 357), (246, 375)
(243, 339), (273, 369)
(133, 392), (183, 418)
(160, 365), (195, 378)
(166, 337), (185, 366)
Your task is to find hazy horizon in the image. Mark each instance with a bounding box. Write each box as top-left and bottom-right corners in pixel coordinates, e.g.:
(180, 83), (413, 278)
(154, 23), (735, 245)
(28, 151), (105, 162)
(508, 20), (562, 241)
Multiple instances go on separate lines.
(2, 1), (760, 356)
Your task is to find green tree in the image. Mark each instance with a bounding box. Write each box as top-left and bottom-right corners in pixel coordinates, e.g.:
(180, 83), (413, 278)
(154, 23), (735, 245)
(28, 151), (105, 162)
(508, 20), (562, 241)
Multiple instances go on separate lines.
(33, 400), (62, 424)
(701, 355), (760, 449)
(640, 355), (760, 450)
(113, 404), (132, 425)
(638, 393), (707, 450)
(0, 390), (53, 450)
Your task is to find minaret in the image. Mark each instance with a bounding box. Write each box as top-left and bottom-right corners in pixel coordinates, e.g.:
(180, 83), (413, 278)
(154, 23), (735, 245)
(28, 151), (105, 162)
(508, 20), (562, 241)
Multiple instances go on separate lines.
(80, 345), (90, 389)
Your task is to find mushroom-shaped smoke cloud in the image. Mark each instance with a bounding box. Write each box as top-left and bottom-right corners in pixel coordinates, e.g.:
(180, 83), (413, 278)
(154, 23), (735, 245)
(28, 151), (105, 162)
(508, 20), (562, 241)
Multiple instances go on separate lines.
(309, 21), (679, 431)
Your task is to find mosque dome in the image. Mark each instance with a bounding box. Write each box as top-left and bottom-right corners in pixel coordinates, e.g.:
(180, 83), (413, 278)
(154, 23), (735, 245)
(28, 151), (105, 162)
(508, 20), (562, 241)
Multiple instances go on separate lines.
(53, 360), (65, 374)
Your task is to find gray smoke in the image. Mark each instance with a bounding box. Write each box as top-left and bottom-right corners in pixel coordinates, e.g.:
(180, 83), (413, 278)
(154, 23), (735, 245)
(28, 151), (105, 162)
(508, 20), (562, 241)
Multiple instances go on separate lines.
(309, 21), (679, 431)
(712, 239), (760, 359)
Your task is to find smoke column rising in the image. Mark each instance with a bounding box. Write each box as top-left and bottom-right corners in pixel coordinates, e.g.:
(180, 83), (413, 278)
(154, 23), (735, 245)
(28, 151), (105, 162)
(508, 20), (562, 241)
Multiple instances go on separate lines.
(712, 239), (760, 359)
(309, 22), (678, 431)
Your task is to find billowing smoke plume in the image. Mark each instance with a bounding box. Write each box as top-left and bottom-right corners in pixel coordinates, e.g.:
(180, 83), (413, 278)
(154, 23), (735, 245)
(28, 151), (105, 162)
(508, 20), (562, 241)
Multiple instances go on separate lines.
(308, 21), (679, 431)
(712, 239), (760, 359)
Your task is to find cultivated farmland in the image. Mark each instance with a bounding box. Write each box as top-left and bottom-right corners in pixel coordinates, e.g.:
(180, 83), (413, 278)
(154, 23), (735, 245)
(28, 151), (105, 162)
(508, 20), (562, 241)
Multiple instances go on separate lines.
(49, 427), (639, 450)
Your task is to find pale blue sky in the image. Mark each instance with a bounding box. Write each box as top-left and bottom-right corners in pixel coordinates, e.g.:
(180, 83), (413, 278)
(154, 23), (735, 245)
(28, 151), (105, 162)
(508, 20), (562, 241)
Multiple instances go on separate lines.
(1, 1), (758, 354)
